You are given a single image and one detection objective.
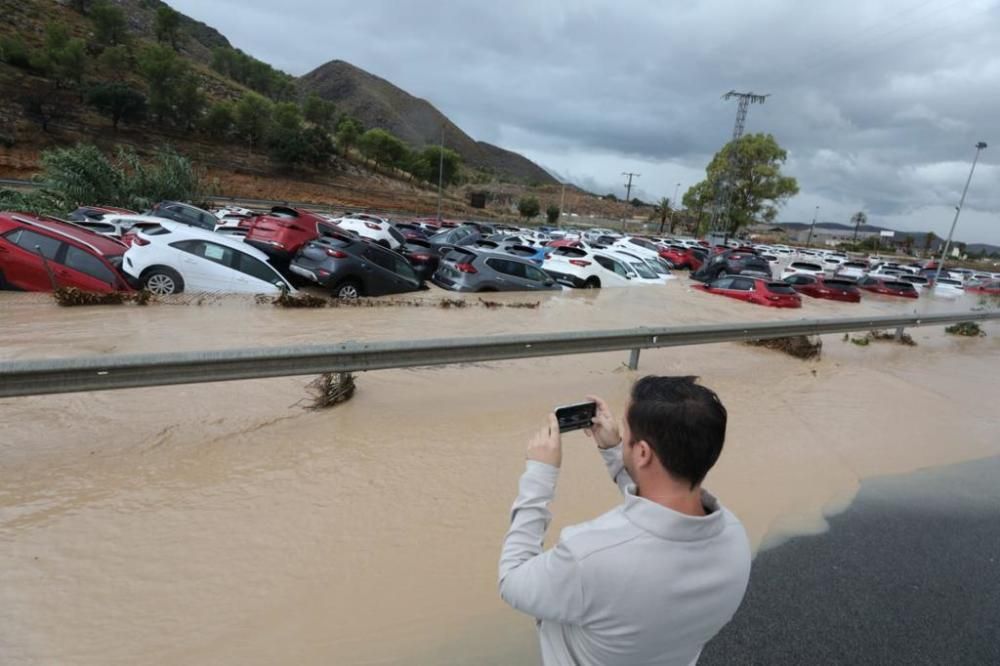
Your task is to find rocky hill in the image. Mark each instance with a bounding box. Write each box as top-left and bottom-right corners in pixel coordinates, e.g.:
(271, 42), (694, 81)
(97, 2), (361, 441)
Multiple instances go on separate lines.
(298, 60), (557, 185)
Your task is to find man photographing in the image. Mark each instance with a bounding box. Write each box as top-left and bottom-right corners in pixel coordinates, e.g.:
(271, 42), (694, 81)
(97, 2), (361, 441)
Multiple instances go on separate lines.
(499, 376), (751, 665)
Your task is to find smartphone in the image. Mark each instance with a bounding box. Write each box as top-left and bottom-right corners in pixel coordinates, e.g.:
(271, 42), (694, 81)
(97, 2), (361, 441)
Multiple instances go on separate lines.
(554, 401), (598, 433)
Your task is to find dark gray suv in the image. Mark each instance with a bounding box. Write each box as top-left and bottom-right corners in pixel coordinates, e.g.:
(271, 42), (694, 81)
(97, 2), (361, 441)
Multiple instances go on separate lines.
(432, 247), (561, 293)
(289, 232), (422, 298)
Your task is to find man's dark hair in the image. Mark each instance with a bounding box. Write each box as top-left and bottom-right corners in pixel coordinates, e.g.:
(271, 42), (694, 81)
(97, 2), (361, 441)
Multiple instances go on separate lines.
(626, 376), (727, 488)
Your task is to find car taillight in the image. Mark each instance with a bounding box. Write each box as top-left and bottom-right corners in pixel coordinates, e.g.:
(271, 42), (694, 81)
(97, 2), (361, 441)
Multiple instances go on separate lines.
(132, 237), (150, 246)
(455, 262), (477, 273)
(410, 253), (431, 261)
(365, 222), (381, 230)
(570, 259), (591, 267)
(325, 249), (348, 258)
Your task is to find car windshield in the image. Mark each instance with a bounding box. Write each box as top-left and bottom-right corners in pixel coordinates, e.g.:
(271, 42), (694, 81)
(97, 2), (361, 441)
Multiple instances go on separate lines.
(766, 283), (796, 294)
(630, 262), (657, 278)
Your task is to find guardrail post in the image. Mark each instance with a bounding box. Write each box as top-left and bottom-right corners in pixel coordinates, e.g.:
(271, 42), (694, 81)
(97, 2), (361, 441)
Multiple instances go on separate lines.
(628, 348), (640, 370)
(894, 326), (905, 341)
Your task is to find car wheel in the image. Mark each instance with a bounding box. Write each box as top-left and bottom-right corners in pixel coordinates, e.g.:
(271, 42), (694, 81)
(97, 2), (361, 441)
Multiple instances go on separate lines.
(142, 267), (184, 295)
(584, 277), (600, 289)
(333, 279), (362, 299)
(477, 287), (497, 293)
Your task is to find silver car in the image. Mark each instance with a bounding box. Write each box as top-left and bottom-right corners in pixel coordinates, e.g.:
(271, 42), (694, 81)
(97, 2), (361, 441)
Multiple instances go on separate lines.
(431, 247), (561, 293)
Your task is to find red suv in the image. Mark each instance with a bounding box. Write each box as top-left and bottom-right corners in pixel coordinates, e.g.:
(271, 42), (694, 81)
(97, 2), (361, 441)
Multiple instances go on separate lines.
(693, 275), (802, 308)
(0, 212), (131, 292)
(242, 206), (337, 265)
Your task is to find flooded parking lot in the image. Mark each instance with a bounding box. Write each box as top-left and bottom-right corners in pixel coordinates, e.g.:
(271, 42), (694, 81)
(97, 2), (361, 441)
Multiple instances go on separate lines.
(2, 281), (999, 665)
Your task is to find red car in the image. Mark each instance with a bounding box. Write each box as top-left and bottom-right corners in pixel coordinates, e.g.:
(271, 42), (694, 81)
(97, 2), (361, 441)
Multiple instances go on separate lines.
(546, 239), (584, 248)
(693, 275), (801, 308)
(659, 245), (689, 267)
(242, 206), (337, 265)
(857, 276), (919, 299)
(0, 212), (131, 292)
(783, 274), (861, 303)
(965, 280), (1000, 295)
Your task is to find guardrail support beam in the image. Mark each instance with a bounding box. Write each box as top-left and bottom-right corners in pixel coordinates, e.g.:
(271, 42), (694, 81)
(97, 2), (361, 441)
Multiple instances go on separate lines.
(628, 348), (641, 370)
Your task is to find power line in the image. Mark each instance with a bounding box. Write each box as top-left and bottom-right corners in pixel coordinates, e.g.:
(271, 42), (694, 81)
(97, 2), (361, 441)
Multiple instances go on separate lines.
(622, 172), (640, 202)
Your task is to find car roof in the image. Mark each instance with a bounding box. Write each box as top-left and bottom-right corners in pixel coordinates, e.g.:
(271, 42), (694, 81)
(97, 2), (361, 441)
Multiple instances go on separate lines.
(103, 214), (176, 224)
(7, 212), (128, 254)
(151, 220), (274, 262)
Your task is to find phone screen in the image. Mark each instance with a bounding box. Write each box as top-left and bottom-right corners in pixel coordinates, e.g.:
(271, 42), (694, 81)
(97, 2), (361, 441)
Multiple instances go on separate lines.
(554, 401), (598, 433)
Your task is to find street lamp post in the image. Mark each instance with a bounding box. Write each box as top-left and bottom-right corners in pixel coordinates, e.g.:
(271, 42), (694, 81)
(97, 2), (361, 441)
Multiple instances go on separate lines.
(933, 141), (987, 286)
(805, 206), (819, 248)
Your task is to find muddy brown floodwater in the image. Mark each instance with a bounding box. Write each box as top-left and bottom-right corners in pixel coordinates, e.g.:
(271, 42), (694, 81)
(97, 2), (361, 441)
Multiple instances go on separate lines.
(2, 282), (999, 665)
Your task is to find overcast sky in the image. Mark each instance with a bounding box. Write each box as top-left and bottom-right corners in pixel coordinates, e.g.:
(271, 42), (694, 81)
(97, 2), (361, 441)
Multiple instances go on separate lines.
(173, 0), (1000, 244)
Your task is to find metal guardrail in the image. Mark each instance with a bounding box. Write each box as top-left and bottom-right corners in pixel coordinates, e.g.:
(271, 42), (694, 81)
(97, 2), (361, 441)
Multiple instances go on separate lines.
(1, 311), (997, 398)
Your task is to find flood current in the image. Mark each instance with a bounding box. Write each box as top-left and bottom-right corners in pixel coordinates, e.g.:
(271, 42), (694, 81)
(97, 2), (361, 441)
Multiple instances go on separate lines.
(2, 282), (998, 664)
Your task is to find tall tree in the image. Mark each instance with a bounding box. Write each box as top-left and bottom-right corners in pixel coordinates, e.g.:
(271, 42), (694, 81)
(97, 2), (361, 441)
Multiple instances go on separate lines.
(683, 133), (799, 236)
(334, 116), (362, 154)
(655, 197), (673, 234)
(234, 92), (273, 153)
(518, 196), (540, 220)
(97, 44), (131, 81)
(358, 128), (407, 167)
(90, 1), (128, 46)
(923, 231), (937, 256)
(43, 24), (87, 91)
(302, 93), (336, 130)
(86, 82), (146, 129)
(154, 6), (182, 50)
(850, 211), (867, 242)
(137, 44), (185, 123)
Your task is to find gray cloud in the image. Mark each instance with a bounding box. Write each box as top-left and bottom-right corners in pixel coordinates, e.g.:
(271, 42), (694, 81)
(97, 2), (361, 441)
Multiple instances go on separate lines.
(172, 0), (1000, 244)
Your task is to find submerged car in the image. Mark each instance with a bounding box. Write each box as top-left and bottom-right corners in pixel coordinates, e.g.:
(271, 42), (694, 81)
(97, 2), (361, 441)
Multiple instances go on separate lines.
(149, 201), (219, 231)
(783, 274), (861, 302)
(543, 246), (636, 288)
(432, 247), (560, 293)
(692, 276), (801, 308)
(123, 221), (293, 295)
(691, 249), (772, 282)
(856, 276), (919, 299)
(0, 212), (131, 292)
(241, 206), (338, 268)
(289, 231), (422, 299)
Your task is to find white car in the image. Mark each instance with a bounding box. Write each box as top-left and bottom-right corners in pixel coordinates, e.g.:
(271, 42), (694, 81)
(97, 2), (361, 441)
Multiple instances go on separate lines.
(123, 221), (293, 295)
(334, 213), (405, 249)
(822, 255), (847, 271)
(897, 274), (930, 290)
(834, 260), (869, 280)
(868, 266), (907, 280)
(606, 249), (670, 285)
(933, 277), (965, 297)
(544, 246), (636, 288)
(780, 261), (825, 280)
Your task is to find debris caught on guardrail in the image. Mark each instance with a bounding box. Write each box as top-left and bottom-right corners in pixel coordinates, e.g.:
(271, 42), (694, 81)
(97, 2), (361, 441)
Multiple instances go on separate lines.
(307, 372), (356, 409)
(745, 335), (822, 360)
(273, 292), (327, 308)
(845, 330), (917, 347)
(945, 321), (986, 337)
(53, 287), (152, 307)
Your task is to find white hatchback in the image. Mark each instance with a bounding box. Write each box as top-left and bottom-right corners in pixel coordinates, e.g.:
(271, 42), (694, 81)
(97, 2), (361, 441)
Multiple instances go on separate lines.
(333, 213), (405, 249)
(543, 246), (636, 288)
(123, 221), (293, 295)
(780, 261), (825, 280)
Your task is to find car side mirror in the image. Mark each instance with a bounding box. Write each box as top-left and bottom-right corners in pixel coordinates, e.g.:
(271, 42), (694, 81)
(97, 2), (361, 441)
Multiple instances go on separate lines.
(544, 279), (555, 286)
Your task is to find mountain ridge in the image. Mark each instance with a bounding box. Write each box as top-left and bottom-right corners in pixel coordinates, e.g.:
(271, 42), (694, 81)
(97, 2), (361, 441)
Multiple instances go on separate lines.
(298, 60), (557, 185)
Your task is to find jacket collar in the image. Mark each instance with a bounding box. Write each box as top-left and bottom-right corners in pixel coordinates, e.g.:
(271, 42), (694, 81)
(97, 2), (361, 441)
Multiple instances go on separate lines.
(622, 484), (726, 542)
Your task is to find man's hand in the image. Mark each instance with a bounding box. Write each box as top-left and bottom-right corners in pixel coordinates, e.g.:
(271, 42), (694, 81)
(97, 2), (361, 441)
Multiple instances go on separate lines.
(526, 413), (562, 468)
(584, 395), (621, 449)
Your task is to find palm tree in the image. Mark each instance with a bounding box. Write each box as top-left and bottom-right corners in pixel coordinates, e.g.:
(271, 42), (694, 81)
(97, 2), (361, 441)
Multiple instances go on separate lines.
(654, 197), (673, 234)
(850, 211), (867, 243)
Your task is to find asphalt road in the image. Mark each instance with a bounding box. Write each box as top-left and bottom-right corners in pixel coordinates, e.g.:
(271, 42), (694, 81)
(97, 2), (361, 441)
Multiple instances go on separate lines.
(700, 455), (1000, 665)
